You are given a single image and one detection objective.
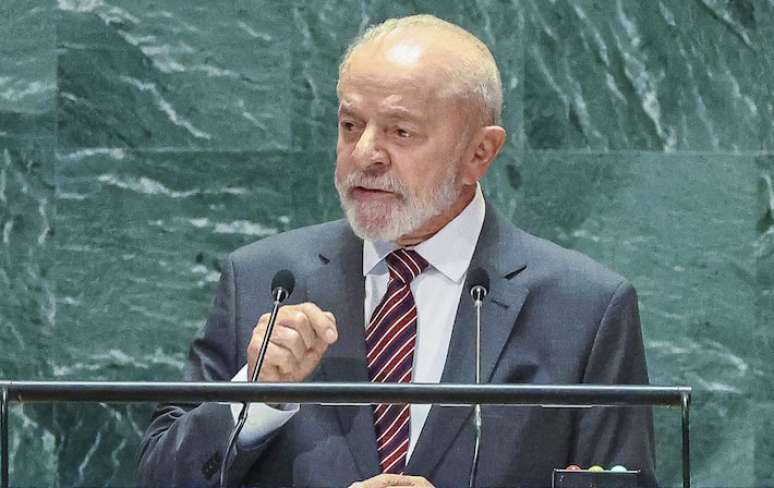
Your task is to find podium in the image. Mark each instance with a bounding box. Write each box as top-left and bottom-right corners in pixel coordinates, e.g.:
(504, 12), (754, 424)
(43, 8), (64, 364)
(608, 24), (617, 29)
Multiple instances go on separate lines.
(0, 381), (691, 488)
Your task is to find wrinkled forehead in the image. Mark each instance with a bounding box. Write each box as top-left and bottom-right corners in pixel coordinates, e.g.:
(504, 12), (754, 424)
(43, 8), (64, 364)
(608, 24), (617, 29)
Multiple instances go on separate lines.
(338, 91), (431, 125)
(337, 72), (460, 125)
(338, 44), (459, 104)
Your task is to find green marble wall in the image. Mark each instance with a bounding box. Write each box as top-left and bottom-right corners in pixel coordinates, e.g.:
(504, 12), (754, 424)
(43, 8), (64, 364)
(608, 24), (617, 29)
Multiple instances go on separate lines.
(1, 0), (772, 486)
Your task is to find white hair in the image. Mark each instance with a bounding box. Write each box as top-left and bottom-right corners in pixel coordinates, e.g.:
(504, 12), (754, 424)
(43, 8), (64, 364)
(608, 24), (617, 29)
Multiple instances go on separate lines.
(337, 14), (504, 126)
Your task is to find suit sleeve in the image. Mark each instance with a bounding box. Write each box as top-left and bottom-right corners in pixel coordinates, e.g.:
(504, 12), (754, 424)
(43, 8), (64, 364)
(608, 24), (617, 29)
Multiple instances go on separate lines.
(570, 280), (658, 487)
(137, 254), (278, 487)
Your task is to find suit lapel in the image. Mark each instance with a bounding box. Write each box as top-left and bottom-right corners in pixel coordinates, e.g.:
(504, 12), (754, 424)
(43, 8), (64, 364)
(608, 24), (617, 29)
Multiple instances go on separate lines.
(405, 205), (529, 478)
(305, 223), (381, 479)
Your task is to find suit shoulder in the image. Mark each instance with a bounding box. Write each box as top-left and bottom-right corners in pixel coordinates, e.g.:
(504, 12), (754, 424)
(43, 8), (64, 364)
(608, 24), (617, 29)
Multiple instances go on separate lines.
(226, 219), (350, 271)
(515, 228), (629, 294)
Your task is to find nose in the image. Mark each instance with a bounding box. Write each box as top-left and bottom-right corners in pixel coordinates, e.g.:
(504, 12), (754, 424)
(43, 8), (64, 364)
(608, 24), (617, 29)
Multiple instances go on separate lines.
(351, 124), (388, 170)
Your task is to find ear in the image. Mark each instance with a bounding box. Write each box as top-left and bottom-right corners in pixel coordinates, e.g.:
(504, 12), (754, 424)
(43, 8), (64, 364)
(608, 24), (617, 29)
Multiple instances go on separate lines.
(460, 125), (506, 185)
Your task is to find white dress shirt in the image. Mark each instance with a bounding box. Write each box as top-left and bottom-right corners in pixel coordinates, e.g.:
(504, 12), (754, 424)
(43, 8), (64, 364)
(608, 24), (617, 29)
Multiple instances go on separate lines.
(231, 185), (486, 460)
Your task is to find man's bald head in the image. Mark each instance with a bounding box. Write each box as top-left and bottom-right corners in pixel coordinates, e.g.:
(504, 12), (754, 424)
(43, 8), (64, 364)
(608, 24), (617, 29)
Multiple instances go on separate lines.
(337, 14), (503, 126)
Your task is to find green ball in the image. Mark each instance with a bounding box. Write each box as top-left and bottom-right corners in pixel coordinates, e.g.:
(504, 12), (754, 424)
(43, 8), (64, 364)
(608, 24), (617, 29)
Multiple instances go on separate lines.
(588, 465), (605, 472)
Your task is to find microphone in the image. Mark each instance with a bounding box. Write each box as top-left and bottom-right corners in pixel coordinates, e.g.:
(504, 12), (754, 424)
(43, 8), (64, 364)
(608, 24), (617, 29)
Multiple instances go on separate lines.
(467, 268), (489, 389)
(270, 269), (295, 306)
(250, 270), (295, 382)
(467, 268), (489, 488)
(468, 267), (490, 304)
(221, 269), (295, 488)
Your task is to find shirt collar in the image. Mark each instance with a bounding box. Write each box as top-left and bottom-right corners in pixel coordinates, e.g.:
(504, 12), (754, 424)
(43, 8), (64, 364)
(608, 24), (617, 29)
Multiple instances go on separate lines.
(363, 184), (486, 283)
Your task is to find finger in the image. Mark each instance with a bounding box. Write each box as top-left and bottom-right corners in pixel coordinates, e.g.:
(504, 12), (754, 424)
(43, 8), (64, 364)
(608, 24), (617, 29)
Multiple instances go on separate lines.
(254, 312), (271, 332)
(404, 476), (433, 487)
(247, 324), (268, 378)
(275, 307), (318, 349)
(270, 324), (308, 363)
(248, 313), (271, 355)
(280, 317), (316, 351)
(256, 363), (281, 382)
(263, 342), (298, 376)
(356, 474), (410, 487)
(248, 313), (277, 355)
(298, 302), (338, 344)
(382, 475), (432, 487)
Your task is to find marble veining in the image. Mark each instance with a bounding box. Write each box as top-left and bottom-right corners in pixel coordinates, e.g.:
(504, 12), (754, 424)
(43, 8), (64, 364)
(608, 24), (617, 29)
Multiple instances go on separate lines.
(1, 0), (773, 486)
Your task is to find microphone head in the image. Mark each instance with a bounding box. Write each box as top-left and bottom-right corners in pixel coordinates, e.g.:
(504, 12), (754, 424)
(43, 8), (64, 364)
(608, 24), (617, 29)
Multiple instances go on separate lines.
(271, 269), (295, 301)
(467, 267), (490, 300)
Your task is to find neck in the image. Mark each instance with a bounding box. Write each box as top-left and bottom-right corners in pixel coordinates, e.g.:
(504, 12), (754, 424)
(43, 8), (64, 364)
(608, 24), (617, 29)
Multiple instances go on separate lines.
(394, 184), (476, 247)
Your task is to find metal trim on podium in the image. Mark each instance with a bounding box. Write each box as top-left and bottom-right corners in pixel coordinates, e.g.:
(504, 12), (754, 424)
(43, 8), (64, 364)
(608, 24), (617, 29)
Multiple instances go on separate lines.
(0, 381), (691, 488)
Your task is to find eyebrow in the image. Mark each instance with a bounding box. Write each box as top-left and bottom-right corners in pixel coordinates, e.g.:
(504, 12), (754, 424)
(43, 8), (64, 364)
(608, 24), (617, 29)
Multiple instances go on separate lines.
(380, 106), (425, 122)
(338, 105), (359, 118)
(338, 104), (425, 123)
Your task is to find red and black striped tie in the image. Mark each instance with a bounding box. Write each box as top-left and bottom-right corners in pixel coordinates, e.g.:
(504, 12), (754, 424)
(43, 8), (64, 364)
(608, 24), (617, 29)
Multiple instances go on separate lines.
(366, 248), (429, 474)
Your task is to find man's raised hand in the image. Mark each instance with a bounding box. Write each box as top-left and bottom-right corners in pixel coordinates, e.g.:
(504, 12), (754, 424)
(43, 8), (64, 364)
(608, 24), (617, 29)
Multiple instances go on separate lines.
(349, 474), (434, 488)
(247, 302), (338, 382)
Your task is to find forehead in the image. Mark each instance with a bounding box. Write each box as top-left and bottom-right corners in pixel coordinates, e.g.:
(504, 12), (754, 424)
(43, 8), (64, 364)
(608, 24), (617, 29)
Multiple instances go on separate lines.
(338, 43), (454, 118)
(338, 98), (425, 125)
(338, 79), (435, 121)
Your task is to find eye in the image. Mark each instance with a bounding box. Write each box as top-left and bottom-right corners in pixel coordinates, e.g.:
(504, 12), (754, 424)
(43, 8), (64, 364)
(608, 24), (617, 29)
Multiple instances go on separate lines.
(395, 128), (411, 138)
(340, 121), (356, 131)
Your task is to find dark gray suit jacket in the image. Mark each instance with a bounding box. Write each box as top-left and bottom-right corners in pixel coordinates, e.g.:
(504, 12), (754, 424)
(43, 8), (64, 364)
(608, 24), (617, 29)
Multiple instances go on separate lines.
(139, 205), (656, 487)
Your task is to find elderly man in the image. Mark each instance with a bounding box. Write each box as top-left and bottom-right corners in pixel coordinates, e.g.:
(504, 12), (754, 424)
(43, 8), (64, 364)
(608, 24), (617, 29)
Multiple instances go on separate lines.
(140, 14), (656, 488)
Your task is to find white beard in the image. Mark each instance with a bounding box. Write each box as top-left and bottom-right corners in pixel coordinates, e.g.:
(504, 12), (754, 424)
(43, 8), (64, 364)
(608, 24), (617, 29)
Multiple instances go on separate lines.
(335, 165), (461, 242)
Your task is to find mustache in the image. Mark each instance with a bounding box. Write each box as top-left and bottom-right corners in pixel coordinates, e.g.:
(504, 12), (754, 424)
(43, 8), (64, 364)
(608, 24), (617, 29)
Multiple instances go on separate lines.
(336, 170), (406, 196)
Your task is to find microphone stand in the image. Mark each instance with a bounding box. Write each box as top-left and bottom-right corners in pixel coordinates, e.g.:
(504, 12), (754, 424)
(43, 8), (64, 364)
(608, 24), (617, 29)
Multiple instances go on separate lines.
(220, 286), (288, 488)
(249, 286), (289, 383)
(469, 286), (485, 488)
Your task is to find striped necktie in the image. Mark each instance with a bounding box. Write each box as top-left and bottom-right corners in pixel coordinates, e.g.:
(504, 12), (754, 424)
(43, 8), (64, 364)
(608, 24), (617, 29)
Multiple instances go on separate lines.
(366, 248), (429, 474)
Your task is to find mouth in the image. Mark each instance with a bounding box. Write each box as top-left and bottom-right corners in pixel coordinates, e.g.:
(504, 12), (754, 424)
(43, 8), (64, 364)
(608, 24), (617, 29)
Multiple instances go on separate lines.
(350, 186), (399, 200)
